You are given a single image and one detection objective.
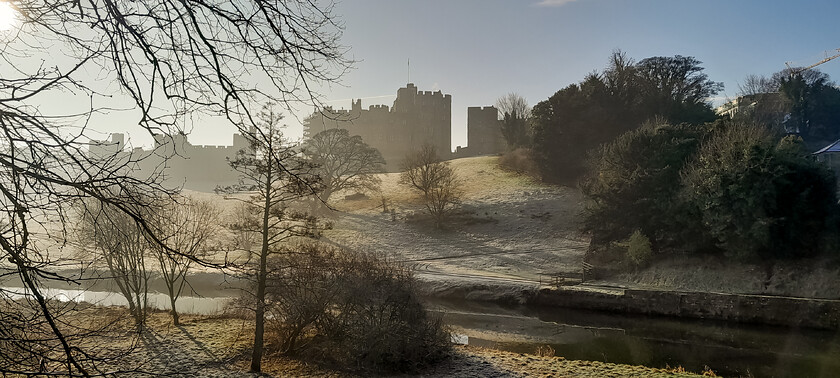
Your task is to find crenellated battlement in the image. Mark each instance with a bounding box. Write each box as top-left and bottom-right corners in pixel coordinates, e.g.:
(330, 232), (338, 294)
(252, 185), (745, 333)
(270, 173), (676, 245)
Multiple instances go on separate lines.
(467, 105), (504, 155)
(303, 83), (452, 172)
(87, 130), (256, 192)
(194, 145), (234, 150)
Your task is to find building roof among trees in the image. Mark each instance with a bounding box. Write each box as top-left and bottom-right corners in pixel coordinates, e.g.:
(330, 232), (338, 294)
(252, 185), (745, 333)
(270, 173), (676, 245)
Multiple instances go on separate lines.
(813, 139), (840, 155)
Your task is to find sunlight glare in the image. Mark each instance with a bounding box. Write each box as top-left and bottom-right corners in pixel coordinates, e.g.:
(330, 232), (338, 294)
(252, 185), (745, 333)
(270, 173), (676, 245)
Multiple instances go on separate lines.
(0, 1), (18, 31)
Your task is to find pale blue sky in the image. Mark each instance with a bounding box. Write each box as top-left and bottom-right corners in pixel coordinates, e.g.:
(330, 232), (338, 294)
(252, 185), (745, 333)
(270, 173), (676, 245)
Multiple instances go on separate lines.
(304, 0), (840, 150)
(12, 0), (838, 151)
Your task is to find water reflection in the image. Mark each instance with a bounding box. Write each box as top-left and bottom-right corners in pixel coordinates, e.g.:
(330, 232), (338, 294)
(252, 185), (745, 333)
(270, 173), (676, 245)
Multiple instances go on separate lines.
(2, 286), (229, 315)
(429, 298), (840, 378)
(6, 281), (839, 377)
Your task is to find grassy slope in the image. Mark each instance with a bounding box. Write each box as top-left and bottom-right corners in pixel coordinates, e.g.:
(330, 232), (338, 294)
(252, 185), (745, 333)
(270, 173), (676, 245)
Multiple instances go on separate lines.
(323, 156), (589, 284)
(327, 155), (840, 300)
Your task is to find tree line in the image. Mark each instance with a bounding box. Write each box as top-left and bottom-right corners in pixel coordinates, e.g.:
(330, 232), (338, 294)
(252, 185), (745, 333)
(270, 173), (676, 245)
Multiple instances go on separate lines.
(495, 51), (840, 267)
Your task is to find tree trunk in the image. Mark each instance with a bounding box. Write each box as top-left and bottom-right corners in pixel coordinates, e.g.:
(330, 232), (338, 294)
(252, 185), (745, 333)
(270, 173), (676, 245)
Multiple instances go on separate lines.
(250, 169), (273, 373)
(169, 288), (180, 326)
(250, 261), (267, 372)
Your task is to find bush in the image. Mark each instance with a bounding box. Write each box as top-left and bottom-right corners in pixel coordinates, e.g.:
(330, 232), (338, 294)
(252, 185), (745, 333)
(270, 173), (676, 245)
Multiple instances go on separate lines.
(263, 243), (450, 373)
(498, 148), (538, 176)
(583, 119), (710, 251)
(585, 119), (840, 262)
(680, 124), (838, 259)
(626, 230), (652, 267)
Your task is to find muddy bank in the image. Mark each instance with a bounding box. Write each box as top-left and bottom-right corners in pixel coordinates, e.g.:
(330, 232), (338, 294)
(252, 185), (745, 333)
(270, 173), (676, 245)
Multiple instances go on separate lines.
(0, 268), (246, 298)
(415, 274), (539, 305)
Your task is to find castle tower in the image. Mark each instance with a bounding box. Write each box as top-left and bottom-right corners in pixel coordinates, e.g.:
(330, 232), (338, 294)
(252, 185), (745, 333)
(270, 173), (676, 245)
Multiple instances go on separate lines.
(302, 83), (452, 172)
(467, 106), (504, 155)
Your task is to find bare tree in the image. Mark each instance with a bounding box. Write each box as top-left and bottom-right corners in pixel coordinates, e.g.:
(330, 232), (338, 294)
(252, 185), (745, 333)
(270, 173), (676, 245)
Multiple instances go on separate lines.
(731, 74), (792, 129)
(496, 93), (531, 148)
(150, 196), (220, 326)
(737, 74), (780, 96)
(78, 201), (153, 326)
(219, 104), (322, 373)
(0, 1), (348, 374)
(400, 144), (445, 197)
(304, 128), (385, 210)
(422, 167), (463, 228)
(400, 144), (463, 228)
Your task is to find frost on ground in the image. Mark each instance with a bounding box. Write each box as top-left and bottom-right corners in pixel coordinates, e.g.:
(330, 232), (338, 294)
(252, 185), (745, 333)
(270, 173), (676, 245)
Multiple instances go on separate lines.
(322, 156), (589, 294)
(104, 312), (705, 378)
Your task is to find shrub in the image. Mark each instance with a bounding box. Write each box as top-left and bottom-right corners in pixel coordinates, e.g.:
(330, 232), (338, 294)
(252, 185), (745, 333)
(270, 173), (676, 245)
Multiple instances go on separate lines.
(583, 119), (710, 251)
(585, 119), (840, 262)
(264, 243), (450, 373)
(626, 230), (652, 267)
(680, 124), (838, 259)
(498, 148), (538, 176)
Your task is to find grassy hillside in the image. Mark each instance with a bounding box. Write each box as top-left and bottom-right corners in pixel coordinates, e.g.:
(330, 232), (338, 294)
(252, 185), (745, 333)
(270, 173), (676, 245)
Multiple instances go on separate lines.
(323, 156), (589, 284)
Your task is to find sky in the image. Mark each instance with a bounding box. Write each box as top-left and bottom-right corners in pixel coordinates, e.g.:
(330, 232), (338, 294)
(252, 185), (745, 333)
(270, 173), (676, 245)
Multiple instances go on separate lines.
(300, 0), (840, 151)
(5, 0), (840, 151)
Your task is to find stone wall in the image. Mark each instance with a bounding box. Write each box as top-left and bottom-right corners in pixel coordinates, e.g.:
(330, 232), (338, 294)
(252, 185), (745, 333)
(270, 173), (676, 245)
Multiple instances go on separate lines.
(303, 83), (451, 172)
(534, 286), (840, 330)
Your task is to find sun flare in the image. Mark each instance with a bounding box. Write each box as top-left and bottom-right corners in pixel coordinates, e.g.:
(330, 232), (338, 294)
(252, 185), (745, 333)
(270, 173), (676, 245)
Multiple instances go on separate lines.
(0, 1), (17, 31)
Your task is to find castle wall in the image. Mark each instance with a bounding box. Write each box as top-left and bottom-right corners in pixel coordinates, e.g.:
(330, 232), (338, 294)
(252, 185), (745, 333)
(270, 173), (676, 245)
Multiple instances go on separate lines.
(304, 83), (452, 172)
(90, 84), (505, 189)
(90, 132), (249, 192)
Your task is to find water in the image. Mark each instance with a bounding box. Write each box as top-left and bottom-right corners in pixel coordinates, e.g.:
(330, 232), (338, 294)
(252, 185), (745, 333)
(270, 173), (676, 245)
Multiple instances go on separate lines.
(5, 281), (839, 377)
(2, 286), (230, 315)
(429, 298), (840, 378)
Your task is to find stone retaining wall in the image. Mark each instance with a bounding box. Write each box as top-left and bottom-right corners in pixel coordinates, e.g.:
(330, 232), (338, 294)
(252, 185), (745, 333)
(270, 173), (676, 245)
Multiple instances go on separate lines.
(534, 286), (840, 329)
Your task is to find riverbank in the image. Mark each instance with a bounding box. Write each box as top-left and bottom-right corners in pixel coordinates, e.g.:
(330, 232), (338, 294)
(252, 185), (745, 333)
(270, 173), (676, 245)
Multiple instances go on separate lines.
(101, 311), (708, 377)
(416, 274), (840, 330)
(536, 285), (840, 330)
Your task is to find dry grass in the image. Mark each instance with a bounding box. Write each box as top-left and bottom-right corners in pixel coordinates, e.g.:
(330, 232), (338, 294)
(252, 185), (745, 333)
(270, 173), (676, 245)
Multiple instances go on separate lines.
(70, 309), (707, 377)
(332, 156), (547, 213)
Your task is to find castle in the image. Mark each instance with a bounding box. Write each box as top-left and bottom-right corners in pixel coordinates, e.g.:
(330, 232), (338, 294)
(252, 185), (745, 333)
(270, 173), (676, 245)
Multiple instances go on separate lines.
(90, 83), (506, 191)
(89, 131), (251, 192)
(460, 106), (506, 157)
(304, 83), (505, 171)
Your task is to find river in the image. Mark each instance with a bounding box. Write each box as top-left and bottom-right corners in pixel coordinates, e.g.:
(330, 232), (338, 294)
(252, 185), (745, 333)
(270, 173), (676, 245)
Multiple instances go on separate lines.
(3, 284), (839, 377)
(430, 298), (840, 378)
